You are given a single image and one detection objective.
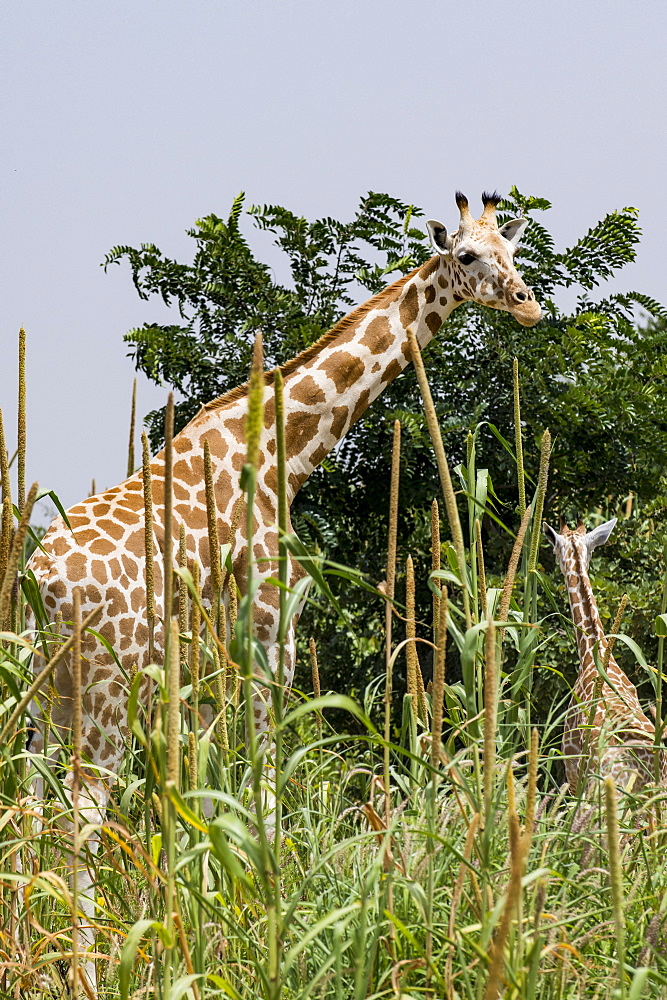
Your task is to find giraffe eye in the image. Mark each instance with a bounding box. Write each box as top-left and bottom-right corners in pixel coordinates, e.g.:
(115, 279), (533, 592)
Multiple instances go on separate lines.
(458, 253), (476, 266)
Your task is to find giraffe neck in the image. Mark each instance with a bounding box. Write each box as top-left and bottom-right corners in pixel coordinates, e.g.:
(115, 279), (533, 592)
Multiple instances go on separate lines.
(178, 254), (461, 508)
(565, 543), (607, 686)
(276, 255), (458, 496)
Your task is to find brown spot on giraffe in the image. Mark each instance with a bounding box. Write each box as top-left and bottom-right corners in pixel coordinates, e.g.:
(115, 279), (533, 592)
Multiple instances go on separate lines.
(74, 529), (98, 545)
(175, 503), (208, 531)
(115, 507), (139, 526)
(174, 435), (193, 454)
(381, 359), (402, 384)
(203, 428), (228, 458)
(90, 538), (116, 556)
(66, 552), (87, 582)
(289, 375), (326, 405)
(98, 519), (125, 541)
(118, 493), (144, 511)
(331, 406), (348, 437)
(263, 396), (276, 429)
(317, 351), (365, 393)
(360, 315), (393, 355)
(425, 312), (442, 336)
(285, 411), (320, 460)
(223, 416), (246, 443)
(399, 284), (419, 328)
(309, 442), (328, 467)
(349, 389), (371, 426)
(419, 256), (440, 280)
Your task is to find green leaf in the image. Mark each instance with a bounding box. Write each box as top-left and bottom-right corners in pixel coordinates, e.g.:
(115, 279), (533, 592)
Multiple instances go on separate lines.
(655, 614), (667, 638)
(119, 919), (171, 1000)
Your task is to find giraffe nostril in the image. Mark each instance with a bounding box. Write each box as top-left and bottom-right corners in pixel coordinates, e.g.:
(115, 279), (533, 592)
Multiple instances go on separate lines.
(515, 291), (527, 303)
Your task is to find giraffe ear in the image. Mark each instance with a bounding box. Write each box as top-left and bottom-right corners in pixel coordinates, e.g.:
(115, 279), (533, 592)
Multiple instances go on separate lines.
(499, 218), (528, 247)
(542, 521), (560, 549)
(586, 517), (617, 551)
(426, 220), (451, 255)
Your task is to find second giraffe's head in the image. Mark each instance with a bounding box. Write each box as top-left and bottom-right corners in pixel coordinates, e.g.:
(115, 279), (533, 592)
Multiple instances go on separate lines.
(426, 192), (541, 327)
(543, 518), (617, 574)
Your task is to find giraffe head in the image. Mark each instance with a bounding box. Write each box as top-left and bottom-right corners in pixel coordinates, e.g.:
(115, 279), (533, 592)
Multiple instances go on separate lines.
(426, 192), (541, 327)
(543, 517), (617, 574)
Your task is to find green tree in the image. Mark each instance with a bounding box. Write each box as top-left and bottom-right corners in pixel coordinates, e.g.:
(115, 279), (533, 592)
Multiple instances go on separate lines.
(105, 189), (667, 701)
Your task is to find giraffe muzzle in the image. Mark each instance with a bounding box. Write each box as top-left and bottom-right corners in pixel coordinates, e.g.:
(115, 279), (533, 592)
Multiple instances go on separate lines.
(512, 295), (542, 327)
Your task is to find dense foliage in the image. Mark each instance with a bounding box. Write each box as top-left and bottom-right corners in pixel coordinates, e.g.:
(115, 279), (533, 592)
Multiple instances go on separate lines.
(106, 190), (667, 703)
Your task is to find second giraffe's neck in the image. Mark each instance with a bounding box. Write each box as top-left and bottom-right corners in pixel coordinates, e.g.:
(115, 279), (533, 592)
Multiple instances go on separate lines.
(565, 546), (607, 674)
(274, 254), (458, 498)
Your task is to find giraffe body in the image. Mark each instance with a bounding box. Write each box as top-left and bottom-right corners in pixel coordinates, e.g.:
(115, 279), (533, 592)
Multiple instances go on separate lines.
(25, 193), (540, 986)
(544, 519), (667, 794)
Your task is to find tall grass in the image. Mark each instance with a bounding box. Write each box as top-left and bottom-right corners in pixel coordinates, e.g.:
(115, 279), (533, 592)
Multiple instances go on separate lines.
(0, 333), (666, 998)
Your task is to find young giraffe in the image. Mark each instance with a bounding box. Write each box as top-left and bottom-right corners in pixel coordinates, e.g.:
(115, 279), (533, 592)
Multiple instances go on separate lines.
(543, 518), (667, 795)
(26, 192), (539, 980)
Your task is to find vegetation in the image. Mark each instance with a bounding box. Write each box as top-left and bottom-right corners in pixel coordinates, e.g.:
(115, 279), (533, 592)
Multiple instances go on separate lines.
(106, 189), (667, 707)
(1, 311), (667, 997)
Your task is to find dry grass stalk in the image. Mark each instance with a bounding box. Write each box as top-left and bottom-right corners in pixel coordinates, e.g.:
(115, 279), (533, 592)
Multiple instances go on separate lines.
(309, 637), (320, 699)
(212, 643), (228, 752)
(309, 636), (322, 740)
(228, 572), (239, 707)
(384, 420), (401, 816)
(430, 591), (447, 771)
(483, 615), (497, 824)
(523, 727), (539, 859)
(431, 499), (441, 645)
(513, 358), (526, 517)
(220, 498), (243, 597)
(602, 593), (628, 674)
(445, 812), (480, 993)
(475, 518), (487, 619)
(274, 369), (287, 537)
(17, 328), (26, 513)
(385, 420), (401, 605)
(127, 378), (137, 479)
(604, 776), (626, 999)
(527, 429), (551, 574)
(407, 330), (470, 629)
(188, 730), (197, 791)
(204, 440), (222, 630)
(190, 561), (201, 714)
(163, 394), (175, 636)
(0, 499), (12, 613)
(497, 504), (532, 643)
(246, 333), (264, 470)
(483, 775), (524, 1000)
(405, 555), (418, 715)
(141, 431), (155, 663)
(178, 524), (188, 667)
(71, 588), (82, 1000)
(0, 409), (12, 590)
(166, 617), (180, 787)
(0, 481), (38, 624)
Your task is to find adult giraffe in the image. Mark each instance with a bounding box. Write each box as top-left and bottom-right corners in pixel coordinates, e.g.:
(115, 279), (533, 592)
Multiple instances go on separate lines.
(27, 191), (539, 982)
(543, 518), (667, 794)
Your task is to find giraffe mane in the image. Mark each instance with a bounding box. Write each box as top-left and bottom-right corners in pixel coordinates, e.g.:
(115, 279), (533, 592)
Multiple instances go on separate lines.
(201, 265), (421, 413)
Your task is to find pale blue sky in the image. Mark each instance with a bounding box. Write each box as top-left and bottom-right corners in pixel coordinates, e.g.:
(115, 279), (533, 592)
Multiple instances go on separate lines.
(2, 1), (666, 517)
